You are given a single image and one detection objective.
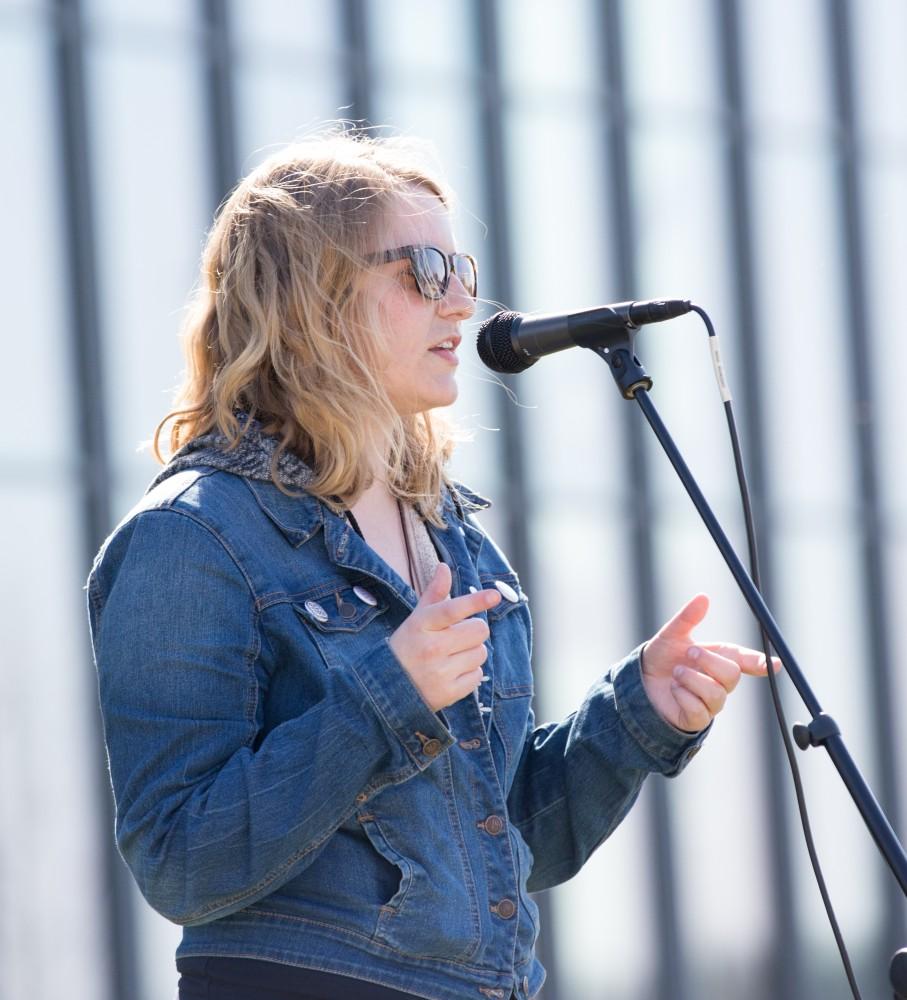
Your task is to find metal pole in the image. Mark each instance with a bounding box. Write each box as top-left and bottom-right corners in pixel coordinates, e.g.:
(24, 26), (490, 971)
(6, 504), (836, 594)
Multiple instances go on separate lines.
(473, 2), (560, 995)
(200, 0), (238, 206)
(51, 1), (136, 998)
(598, 4), (688, 998)
(827, 0), (906, 957)
(716, 2), (803, 995)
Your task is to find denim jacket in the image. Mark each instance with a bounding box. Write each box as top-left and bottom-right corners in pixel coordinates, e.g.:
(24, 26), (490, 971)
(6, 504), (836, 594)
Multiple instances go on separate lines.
(87, 420), (708, 1000)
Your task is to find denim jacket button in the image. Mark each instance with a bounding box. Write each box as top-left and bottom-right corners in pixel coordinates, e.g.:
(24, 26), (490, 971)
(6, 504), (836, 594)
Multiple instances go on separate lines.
(353, 585), (378, 606)
(422, 738), (443, 757)
(684, 745), (700, 762)
(492, 898), (516, 919)
(481, 814), (505, 836)
(304, 599), (329, 622)
(494, 580), (519, 603)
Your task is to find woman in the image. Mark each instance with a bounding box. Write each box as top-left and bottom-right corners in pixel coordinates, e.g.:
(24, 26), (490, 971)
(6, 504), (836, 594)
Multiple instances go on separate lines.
(87, 130), (775, 1000)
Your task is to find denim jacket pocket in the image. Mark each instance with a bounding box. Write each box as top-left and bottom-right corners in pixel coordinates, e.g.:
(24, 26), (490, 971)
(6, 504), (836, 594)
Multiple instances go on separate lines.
(292, 585), (390, 671)
(355, 780), (483, 963)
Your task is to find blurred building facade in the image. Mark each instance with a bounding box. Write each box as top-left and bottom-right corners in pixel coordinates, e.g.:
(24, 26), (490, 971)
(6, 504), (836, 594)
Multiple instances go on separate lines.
(2, 0), (906, 997)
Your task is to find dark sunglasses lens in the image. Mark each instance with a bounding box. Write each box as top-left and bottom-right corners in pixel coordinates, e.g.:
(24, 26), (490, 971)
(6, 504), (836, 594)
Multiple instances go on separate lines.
(454, 255), (477, 298)
(413, 247), (447, 299)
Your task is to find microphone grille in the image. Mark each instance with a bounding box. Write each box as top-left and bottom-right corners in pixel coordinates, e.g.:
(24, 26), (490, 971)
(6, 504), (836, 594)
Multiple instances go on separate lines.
(476, 311), (537, 374)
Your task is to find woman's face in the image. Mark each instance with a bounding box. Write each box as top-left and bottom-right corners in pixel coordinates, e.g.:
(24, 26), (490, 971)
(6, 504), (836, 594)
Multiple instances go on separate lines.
(365, 187), (475, 415)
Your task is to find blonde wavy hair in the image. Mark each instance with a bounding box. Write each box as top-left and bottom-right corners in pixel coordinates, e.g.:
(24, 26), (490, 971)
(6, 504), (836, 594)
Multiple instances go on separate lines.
(153, 127), (462, 525)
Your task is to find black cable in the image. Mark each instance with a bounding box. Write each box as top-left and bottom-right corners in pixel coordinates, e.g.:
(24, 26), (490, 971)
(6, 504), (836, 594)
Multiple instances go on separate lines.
(690, 303), (863, 1000)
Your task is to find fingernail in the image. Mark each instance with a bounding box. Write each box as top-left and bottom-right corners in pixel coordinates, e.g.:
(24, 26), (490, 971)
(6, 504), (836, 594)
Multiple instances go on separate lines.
(687, 646), (701, 660)
(673, 665), (685, 680)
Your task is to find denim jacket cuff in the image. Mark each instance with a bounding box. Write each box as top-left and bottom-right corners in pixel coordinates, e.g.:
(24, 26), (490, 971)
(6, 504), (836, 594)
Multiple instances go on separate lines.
(612, 644), (710, 776)
(351, 638), (455, 770)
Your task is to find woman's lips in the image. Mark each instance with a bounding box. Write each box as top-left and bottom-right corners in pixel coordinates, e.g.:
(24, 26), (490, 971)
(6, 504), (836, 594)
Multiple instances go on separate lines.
(429, 346), (459, 365)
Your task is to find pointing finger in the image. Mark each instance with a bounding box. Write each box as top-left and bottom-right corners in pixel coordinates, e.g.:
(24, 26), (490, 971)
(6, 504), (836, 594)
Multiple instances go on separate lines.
(656, 593), (710, 641)
(422, 587), (501, 630)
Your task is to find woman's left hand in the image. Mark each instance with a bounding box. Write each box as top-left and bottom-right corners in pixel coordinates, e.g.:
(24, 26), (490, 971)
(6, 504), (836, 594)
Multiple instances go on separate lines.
(641, 593), (780, 733)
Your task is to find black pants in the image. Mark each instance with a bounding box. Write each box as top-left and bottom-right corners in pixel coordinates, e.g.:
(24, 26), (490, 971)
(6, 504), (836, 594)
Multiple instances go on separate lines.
(176, 957), (424, 1000)
(176, 957), (515, 1000)
(177, 956), (519, 999)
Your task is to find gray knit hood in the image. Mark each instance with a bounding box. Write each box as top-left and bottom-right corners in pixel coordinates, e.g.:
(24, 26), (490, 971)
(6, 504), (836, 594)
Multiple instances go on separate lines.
(147, 414), (317, 494)
(147, 413), (491, 514)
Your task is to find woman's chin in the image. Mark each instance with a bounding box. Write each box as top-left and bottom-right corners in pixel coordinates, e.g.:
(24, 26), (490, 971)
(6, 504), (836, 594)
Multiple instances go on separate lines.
(395, 382), (459, 415)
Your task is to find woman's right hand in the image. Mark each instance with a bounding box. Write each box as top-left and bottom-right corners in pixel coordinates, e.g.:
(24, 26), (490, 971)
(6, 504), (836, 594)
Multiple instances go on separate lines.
(388, 562), (501, 711)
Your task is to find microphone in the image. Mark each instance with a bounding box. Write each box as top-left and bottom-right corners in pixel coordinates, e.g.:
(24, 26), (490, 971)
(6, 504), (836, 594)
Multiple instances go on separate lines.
(476, 298), (692, 374)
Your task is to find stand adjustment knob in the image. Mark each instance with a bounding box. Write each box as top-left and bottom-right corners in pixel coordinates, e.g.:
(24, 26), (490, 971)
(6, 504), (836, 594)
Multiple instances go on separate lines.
(792, 713), (841, 751)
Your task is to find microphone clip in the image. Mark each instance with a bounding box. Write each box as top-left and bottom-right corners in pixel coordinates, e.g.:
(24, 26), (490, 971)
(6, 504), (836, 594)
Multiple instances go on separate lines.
(592, 332), (653, 400)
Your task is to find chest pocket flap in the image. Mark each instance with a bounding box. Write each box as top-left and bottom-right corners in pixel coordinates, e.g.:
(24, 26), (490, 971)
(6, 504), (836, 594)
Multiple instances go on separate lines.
(293, 583), (388, 633)
(293, 583), (391, 672)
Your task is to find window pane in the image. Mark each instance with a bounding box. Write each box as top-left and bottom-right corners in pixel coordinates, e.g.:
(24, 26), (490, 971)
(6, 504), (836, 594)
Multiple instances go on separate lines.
(627, 129), (741, 513)
(86, 34), (211, 518)
(621, 0), (721, 116)
(234, 59), (347, 169)
(851, 0), (907, 145)
(749, 150), (854, 514)
(864, 161), (907, 516)
(229, 0), (342, 53)
(2, 490), (110, 1000)
(367, 0), (474, 74)
(82, 0), (195, 30)
(230, 1), (346, 170)
(740, 0), (834, 134)
(0, 27), (73, 464)
(498, 0), (600, 94)
(504, 106), (625, 500)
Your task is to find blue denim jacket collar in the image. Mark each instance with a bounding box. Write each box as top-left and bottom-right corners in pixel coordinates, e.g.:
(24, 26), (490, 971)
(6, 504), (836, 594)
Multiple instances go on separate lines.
(150, 414), (492, 561)
(244, 478), (325, 548)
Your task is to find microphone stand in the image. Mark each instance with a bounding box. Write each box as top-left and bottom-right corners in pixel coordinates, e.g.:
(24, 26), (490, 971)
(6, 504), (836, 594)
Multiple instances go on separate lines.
(590, 330), (907, 995)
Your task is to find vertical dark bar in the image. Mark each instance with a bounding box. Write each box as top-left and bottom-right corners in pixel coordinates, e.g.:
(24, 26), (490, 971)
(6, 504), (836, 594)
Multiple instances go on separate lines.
(473, 2), (560, 996)
(826, 0), (906, 968)
(200, 0), (238, 205)
(51, 2), (136, 999)
(716, 3), (803, 997)
(598, 4), (687, 999)
(341, 0), (372, 127)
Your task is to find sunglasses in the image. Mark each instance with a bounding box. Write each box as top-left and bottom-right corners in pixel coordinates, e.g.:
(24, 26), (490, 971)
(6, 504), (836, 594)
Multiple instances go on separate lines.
(373, 245), (478, 301)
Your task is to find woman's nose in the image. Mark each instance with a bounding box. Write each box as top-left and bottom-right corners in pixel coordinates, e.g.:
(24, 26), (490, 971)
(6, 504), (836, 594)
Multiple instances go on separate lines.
(438, 273), (475, 320)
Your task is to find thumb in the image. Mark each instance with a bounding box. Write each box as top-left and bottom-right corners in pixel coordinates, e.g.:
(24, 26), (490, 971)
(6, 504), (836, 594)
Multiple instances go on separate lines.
(417, 561), (452, 607)
(658, 593), (710, 640)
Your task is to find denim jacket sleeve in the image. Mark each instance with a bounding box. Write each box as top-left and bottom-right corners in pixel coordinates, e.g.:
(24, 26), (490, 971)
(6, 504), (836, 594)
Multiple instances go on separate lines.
(506, 645), (709, 892)
(87, 509), (453, 926)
